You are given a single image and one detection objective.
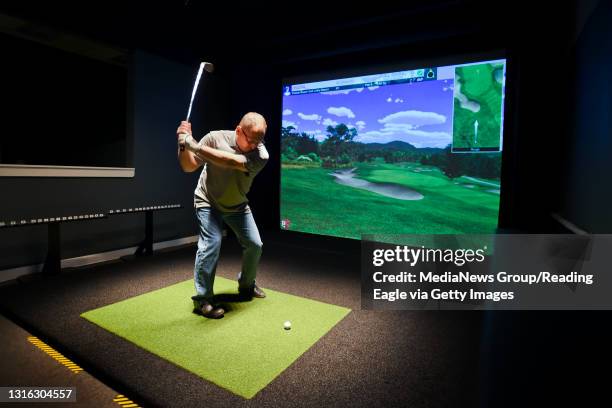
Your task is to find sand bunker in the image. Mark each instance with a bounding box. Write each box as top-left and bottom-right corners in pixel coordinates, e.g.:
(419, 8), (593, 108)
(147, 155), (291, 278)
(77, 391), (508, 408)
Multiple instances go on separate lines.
(330, 168), (424, 201)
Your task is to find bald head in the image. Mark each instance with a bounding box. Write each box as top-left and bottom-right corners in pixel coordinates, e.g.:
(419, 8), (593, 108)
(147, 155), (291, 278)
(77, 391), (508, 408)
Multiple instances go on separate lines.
(239, 112), (267, 142)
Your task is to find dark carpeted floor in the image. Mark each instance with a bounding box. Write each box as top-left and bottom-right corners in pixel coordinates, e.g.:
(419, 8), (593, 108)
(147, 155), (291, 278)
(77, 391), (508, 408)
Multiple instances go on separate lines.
(0, 237), (484, 408)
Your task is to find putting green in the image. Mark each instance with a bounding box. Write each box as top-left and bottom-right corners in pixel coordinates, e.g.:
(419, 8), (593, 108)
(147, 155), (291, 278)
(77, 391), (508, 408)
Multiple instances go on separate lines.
(81, 277), (351, 399)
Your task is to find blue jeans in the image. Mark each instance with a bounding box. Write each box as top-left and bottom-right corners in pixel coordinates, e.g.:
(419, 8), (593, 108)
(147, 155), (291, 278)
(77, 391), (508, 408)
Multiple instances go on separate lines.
(192, 206), (263, 302)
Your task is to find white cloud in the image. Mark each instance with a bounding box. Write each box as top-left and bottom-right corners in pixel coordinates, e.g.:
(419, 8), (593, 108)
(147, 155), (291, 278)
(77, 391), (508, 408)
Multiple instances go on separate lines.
(322, 118), (338, 127)
(386, 97), (392, 103)
(283, 109), (293, 116)
(355, 120), (366, 130)
(327, 106), (355, 118)
(298, 112), (321, 121)
(356, 111), (451, 146)
(282, 120), (297, 128)
(378, 110), (446, 127)
(368, 86), (379, 91)
(394, 98), (404, 103)
(381, 123), (416, 132)
(298, 112), (321, 123)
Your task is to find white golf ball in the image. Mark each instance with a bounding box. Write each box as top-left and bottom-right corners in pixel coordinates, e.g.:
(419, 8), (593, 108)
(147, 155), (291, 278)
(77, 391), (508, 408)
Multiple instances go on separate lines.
(283, 321), (292, 330)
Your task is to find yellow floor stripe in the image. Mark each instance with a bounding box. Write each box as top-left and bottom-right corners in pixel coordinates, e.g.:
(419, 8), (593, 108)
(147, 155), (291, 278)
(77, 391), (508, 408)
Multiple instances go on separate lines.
(27, 336), (84, 374)
(28, 338), (137, 406)
(112, 395), (140, 407)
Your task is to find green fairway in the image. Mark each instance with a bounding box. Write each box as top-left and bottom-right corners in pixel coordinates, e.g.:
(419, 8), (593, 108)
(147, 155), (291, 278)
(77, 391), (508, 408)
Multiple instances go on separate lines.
(452, 62), (504, 151)
(81, 278), (351, 399)
(280, 162), (500, 239)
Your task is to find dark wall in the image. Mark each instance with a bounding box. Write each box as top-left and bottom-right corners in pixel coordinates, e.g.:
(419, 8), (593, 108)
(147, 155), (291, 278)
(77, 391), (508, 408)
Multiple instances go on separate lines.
(560, 0), (612, 233)
(0, 50), (230, 271)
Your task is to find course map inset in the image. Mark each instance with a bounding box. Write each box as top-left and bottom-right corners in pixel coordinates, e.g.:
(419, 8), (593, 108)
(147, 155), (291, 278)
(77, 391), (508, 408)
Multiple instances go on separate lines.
(452, 62), (504, 152)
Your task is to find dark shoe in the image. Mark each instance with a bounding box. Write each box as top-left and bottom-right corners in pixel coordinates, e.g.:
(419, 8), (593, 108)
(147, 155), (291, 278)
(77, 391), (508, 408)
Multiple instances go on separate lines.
(238, 284), (266, 300)
(252, 284), (266, 298)
(193, 300), (225, 319)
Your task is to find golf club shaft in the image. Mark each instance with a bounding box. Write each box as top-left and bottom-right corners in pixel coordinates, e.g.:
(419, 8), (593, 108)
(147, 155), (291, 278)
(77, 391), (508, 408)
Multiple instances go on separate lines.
(180, 62), (206, 151)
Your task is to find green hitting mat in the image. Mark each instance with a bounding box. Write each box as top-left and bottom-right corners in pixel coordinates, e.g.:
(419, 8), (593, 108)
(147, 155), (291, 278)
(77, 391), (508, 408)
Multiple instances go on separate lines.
(81, 277), (351, 399)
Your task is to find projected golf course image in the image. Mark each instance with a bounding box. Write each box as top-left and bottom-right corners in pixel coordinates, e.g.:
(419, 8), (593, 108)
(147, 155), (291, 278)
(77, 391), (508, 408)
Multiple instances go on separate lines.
(281, 156), (500, 239)
(280, 61), (505, 239)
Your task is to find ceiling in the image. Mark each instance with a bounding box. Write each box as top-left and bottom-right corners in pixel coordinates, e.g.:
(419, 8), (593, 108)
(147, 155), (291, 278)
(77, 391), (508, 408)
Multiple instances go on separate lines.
(0, 1), (577, 66)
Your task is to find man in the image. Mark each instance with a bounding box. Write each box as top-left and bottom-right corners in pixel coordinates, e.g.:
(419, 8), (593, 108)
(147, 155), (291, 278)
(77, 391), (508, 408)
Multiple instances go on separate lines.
(177, 112), (269, 319)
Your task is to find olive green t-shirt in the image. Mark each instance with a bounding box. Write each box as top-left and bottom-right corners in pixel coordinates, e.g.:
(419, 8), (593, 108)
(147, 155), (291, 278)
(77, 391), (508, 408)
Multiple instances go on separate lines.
(193, 130), (268, 213)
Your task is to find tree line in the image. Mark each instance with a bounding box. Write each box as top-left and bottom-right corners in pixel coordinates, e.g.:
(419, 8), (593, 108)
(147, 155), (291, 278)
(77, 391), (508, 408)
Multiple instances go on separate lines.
(281, 124), (501, 179)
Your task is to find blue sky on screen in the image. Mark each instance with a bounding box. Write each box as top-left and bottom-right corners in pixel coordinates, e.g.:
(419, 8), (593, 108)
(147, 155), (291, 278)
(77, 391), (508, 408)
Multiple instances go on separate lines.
(282, 79), (455, 148)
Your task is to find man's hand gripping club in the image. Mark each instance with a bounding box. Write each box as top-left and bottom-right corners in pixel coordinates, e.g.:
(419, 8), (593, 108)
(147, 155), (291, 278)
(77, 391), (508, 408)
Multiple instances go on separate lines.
(177, 121), (199, 152)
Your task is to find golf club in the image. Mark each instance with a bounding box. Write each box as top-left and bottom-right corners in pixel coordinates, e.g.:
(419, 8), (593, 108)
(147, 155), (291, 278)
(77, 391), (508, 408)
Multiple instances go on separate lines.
(179, 61), (214, 151)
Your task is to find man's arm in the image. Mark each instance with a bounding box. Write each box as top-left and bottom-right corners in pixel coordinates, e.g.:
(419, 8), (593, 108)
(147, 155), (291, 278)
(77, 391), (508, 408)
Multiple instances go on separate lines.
(176, 121), (249, 172)
(182, 135), (249, 172)
(178, 146), (203, 173)
(176, 121), (204, 173)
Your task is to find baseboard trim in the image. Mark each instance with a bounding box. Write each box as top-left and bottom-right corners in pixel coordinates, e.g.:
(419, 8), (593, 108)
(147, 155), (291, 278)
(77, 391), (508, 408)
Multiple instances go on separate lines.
(0, 235), (198, 283)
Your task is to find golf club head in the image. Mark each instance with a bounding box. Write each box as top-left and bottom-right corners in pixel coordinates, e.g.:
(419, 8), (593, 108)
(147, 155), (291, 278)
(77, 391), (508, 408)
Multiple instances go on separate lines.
(203, 62), (214, 73)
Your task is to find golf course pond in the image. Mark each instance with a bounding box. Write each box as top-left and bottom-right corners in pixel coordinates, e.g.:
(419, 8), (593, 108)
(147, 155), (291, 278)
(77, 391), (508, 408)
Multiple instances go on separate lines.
(330, 168), (424, 201)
